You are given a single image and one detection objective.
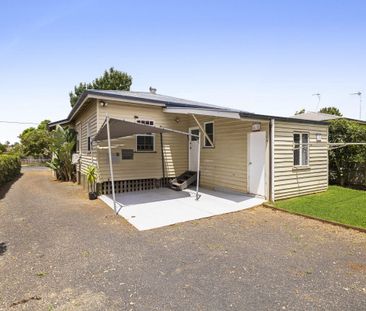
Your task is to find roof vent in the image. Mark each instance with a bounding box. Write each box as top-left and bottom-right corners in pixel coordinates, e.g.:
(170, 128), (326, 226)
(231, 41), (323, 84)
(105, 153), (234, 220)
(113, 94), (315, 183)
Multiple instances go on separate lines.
(149, 87), (157, 94)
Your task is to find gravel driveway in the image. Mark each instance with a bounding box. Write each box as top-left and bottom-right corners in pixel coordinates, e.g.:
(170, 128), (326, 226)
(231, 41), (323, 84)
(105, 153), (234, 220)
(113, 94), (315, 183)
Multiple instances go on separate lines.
(0, 168), (365, 310)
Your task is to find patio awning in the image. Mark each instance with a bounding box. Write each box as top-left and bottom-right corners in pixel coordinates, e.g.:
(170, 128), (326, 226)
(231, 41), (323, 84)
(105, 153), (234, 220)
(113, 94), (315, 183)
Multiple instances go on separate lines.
(94, 116), (202, 214)
(94, 118), (195, 141)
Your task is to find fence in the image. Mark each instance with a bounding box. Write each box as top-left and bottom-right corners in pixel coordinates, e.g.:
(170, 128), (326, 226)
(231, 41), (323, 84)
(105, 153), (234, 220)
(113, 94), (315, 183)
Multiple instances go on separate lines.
(21, 157), (50, 166)
(329, 162), (366, 189)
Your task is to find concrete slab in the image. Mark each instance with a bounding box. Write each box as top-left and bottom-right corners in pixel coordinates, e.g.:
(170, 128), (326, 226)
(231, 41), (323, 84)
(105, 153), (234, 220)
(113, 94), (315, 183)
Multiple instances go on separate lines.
(99, 188), (265, 231)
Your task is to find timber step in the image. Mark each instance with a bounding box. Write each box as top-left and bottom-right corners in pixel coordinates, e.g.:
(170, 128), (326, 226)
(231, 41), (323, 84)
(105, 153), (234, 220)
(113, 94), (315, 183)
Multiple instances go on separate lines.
(169, 171), (197, 191)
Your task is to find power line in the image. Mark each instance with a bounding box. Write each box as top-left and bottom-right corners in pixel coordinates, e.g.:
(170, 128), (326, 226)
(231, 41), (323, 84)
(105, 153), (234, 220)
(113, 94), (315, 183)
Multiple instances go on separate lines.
(0, 120), (38, 125)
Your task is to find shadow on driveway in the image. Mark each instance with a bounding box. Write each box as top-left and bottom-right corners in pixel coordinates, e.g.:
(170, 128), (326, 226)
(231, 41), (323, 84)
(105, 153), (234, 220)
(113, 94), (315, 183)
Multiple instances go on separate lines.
(0, 242), (7, 256)
(0, 174), (23, 200)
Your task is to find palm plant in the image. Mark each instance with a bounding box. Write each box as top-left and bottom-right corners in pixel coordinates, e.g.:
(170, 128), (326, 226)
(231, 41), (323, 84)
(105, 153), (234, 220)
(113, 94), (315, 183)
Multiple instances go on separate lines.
(86, 165), (98, 199)
(47, 125), (76, 181)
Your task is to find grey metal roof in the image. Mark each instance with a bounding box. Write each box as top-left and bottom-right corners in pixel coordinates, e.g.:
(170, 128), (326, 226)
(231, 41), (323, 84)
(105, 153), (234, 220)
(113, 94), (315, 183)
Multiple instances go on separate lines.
(49, 89), (329, 127)
(291, 111), (341, 122)
(88, 89), (231, 110)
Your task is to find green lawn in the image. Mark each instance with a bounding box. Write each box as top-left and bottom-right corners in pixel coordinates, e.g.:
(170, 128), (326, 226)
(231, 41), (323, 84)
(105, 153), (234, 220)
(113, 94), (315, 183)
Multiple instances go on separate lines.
(275, 186), (366, 229)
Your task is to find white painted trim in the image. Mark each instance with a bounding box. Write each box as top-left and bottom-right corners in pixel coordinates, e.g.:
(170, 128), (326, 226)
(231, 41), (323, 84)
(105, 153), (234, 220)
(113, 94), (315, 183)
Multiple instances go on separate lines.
(293, 132), (310, 167)
(164, 107), (240, 119)
(191, 114), (214, 148)
(247, 131), (266, 198)
(135, 119), (156, 152)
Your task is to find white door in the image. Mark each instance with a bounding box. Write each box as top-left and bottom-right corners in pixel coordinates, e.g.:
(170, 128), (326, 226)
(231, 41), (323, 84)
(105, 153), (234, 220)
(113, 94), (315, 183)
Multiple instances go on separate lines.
(248, 131), (266, 197)
(189, 128), (200, 171)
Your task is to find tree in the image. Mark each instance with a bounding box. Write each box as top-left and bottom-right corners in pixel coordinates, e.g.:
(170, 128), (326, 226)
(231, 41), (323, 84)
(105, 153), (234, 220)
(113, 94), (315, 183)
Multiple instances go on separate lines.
(319, 107), (342, 116)
(19, 120), (52, 158)
(295, 109), (305, 115)
(0, 143), (6, 154)
(69, 67), (132, 107)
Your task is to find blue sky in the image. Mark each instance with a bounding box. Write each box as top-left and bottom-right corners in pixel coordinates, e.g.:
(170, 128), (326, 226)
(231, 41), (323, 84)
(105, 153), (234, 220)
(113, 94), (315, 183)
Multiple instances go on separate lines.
(1, 0), (366, 142)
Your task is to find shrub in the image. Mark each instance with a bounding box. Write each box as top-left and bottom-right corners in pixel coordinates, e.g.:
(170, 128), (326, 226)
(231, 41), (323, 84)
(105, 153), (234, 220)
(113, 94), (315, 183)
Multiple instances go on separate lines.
(47, 125), (76, 181)
(0, 155), (21, 186)
(328, 119), (366, 187)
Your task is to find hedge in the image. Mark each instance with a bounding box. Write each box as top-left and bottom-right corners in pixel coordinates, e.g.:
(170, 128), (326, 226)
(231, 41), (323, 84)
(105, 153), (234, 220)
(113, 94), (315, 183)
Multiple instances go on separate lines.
(0, 155), (21, 187)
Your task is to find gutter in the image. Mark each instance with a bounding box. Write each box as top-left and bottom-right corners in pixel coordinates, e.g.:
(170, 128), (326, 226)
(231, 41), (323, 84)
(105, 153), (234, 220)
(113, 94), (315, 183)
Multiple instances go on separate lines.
(239, 112), (329, 125)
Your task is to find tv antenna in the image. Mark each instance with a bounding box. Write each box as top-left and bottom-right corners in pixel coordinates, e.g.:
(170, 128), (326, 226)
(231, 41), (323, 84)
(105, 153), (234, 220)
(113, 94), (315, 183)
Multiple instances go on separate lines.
(350, 92), (362, 120)
(312, 93), (321, 110)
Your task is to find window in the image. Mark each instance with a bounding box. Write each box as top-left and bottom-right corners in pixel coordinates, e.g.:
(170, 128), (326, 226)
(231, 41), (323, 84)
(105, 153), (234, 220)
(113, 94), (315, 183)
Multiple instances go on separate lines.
(76, 123), (81, 153)
(293, 133), (309, 166)
(87, 122), (91, 151)
(76, 131), (80, 153)
(122, 149), (134, 160)
(136, 120), (155, 151)
(204, 122), (214, 147)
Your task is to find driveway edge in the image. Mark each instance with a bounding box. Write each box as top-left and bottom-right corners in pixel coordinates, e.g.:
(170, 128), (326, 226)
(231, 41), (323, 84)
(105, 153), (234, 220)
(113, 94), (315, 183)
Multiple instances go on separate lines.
(262, 203), (366, 234)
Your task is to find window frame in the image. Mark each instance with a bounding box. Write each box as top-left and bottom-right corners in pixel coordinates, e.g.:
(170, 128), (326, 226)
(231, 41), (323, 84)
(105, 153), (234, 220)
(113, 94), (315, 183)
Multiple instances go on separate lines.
(76, 122), (81, 153)
(87, 121), (92, 152)
(203, 121), (215, 148)
(293, 132), (310, 167)
(135, 119), (155, 152)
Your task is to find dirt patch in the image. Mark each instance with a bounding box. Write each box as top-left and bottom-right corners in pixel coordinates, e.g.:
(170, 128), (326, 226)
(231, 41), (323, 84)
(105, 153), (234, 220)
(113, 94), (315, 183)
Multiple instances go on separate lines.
(348, 262), (366, 272)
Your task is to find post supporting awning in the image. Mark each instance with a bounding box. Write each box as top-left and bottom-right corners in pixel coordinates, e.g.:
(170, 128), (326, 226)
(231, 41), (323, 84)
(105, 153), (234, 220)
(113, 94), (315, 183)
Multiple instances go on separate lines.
(106, 115), (117, 214)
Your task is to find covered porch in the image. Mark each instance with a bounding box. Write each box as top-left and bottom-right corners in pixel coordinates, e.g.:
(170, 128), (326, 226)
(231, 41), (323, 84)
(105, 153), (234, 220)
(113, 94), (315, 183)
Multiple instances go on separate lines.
(93, 113), (269, 230)
(99, 187), (265, 230)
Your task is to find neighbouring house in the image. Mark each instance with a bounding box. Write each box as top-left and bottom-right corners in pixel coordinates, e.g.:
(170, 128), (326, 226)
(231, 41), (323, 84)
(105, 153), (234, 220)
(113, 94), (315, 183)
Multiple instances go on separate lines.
(49, 89), (329, 201)
(292, 111), (366, 125)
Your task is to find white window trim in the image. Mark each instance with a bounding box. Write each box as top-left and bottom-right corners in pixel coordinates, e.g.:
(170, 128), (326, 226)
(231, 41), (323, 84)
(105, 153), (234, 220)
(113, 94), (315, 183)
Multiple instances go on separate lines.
(203, 121), (215, 148)
(293, 132), (309, 167)
(135, 119), (156, 152)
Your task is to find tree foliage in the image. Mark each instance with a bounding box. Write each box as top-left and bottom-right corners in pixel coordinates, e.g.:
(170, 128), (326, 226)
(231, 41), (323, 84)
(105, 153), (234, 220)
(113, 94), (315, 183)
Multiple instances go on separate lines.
(47, 125), (76, 181)
(319, 107), (342, 116)
(18, 120), (52, 158)
(328, 119), (366, 186)
(0, 143), (6, 154)
(69, 67), (132, 107)
(0, 154), (21, 186)
(295, 108), (305, 115)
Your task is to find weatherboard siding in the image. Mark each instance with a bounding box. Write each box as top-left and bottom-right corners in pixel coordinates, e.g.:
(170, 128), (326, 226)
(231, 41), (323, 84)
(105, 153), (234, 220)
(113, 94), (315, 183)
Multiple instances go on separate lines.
(75, 102), (98, 176)
(273, 121), (328, 200)
(95, 101), (189, 182)
(188, 116), (270, 194)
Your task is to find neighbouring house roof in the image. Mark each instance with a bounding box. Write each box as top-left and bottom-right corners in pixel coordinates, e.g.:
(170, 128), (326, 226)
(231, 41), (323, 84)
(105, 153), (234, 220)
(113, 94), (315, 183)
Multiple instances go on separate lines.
(291, 111), (342, 122)
(49, 89), (329, 128)
(291, 111), (366, 124)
